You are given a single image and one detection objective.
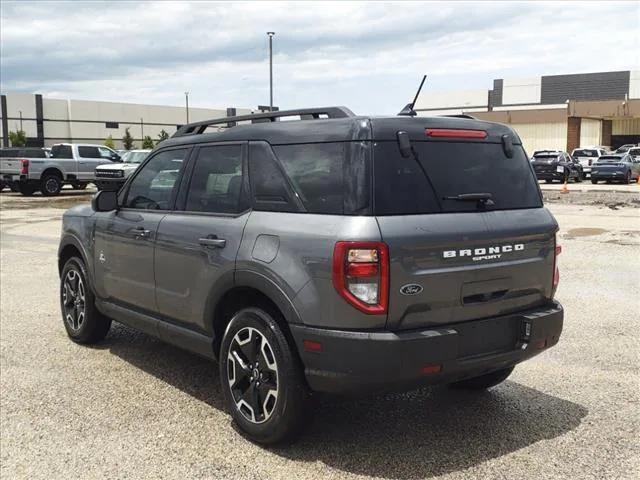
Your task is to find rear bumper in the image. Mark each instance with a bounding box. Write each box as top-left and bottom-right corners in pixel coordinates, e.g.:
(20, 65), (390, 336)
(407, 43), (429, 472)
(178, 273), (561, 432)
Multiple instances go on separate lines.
(291, 301), (563, 395)
(591, 171), (627, 180)
(535, 171), (564, 180)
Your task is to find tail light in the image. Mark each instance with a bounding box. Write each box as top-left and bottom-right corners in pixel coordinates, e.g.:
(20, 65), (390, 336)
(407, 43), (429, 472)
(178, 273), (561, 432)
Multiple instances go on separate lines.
(20, 159), (29, 175)
(552, 236), (561, 294)
(425, 128), (487, 139)
(332, 241), (389, 314)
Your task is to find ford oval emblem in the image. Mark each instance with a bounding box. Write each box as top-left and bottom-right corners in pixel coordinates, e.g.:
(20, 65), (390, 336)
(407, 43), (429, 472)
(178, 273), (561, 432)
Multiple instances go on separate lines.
(400, 284), (423, 296)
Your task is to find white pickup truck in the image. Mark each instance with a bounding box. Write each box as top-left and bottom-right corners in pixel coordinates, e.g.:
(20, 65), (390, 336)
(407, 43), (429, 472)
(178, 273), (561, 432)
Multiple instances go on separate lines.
(0, 143), (120, 196)
(571, 147), (608, 178)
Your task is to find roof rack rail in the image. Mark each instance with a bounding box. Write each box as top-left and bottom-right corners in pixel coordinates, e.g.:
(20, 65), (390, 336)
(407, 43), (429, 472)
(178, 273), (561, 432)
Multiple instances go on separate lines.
(439, 114), (476, 119)
(173, 106), (355, 137)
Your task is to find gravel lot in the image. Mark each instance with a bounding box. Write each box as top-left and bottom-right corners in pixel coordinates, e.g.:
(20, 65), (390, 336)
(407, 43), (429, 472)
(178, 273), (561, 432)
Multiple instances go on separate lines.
(1, 193), (639, 479)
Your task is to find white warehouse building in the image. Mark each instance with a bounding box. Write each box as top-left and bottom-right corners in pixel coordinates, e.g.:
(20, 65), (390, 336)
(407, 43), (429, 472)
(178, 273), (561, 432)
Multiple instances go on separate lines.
(0, 93), (255, 149)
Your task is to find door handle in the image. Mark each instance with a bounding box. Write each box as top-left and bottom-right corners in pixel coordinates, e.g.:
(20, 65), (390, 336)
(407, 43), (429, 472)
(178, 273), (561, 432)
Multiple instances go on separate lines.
(199, 236), (226, 248)
(132, 227), (151, 239)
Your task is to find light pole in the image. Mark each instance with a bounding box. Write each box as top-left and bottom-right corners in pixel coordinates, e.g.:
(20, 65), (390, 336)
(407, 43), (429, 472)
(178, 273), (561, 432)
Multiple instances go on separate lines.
(267, 32), (275, 111)
(184, 92), (190, 123)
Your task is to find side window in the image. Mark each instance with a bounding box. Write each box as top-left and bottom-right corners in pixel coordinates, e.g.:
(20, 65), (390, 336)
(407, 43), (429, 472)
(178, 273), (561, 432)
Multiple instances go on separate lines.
(273, 142), (345, 214)
(50, 145), (73, 159)
(124, 148), (187, 210)
(184, 145), (245, 214)
(78, 146), (100, 158)
(248, 142), (299, 212)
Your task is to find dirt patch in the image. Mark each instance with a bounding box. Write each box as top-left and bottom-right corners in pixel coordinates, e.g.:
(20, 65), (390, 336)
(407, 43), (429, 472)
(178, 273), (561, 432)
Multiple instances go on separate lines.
(565, 228), (608, 239)
(543, 190), (640, 208)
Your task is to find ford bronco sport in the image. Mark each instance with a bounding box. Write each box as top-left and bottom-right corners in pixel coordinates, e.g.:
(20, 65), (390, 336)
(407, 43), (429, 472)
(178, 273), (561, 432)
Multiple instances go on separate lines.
(58, 107), (564, 444)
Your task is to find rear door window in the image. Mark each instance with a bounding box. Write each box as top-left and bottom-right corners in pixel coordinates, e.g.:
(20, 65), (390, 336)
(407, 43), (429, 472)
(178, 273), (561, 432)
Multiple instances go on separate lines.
(78, 146), (101, 158)
(185, 145), (246, 214)
(374, 141), (542, 215)
(51, 145), (73, 159)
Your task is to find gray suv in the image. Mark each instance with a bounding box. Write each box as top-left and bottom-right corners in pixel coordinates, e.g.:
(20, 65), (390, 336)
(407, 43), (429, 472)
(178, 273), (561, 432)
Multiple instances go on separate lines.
(58, 107), (564, 444)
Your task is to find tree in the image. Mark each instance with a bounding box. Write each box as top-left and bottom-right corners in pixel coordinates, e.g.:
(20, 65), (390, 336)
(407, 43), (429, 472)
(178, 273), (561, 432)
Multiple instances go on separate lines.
(157, 129), (169, 144)
(122, 128), (134, 150)
(9, 130), (27, 147)
(104, 135), (116, 149)
(142, 135), (154, 149)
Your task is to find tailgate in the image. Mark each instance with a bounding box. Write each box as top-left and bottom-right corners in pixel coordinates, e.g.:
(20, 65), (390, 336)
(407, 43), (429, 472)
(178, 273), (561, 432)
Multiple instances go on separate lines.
(379, 208), (557, 330)
(0, 158), (22, 175)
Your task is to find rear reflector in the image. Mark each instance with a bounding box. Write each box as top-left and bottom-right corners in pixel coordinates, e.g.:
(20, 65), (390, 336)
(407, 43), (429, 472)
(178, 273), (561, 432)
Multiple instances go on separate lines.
(303, 340), (323, 353)
(553, 240), (561, 291)
(426, 128), (487, 139)
(421, 364), (442, 375)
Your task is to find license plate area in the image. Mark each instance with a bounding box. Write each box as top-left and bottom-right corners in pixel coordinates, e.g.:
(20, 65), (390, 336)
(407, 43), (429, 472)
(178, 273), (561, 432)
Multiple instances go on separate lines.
(456, 316), (520, 359)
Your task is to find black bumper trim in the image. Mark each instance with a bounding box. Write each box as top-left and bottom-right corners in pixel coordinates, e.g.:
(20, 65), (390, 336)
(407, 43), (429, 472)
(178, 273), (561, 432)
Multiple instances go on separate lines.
(290, 301), (563, 395)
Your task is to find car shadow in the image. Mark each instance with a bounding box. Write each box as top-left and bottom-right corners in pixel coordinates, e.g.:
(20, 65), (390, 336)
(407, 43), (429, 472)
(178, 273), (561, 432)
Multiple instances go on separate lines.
(101, 323), (587, 479)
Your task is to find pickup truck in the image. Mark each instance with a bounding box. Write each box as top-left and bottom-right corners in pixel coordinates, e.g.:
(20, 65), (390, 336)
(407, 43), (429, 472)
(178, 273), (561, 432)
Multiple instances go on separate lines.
(0, 143), (120, 196)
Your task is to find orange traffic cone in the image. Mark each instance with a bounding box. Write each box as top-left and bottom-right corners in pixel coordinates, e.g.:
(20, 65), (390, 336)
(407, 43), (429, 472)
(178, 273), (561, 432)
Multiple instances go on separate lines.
(560, 179), (569, 194)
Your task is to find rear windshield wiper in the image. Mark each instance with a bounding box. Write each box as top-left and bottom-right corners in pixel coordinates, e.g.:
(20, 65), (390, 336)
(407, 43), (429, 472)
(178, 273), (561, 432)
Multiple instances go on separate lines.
(443, 192), (495, 207)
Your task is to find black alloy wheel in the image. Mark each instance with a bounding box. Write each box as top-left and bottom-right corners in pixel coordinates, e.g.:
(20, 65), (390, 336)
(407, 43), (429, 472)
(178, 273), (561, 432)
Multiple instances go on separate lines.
(226, 326), (279, 424)
(62, 268), (86, 332)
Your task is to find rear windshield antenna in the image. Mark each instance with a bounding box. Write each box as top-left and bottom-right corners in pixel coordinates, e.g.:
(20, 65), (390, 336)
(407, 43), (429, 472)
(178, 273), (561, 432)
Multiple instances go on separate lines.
(398, 75), (427, 117)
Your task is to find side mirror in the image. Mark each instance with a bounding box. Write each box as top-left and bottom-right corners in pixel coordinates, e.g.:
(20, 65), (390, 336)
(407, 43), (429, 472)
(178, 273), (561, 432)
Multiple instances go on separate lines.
(91, 190), (118, 212)
(396, 131), (413, 158)
(112, 154), (121, 161)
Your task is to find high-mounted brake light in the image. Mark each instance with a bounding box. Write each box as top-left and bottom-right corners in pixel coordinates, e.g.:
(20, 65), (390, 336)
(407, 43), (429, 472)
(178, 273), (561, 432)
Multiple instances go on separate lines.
(20, 159), (29, 175)
(333, 241), (389, 314)
(425, 128), (488, 139)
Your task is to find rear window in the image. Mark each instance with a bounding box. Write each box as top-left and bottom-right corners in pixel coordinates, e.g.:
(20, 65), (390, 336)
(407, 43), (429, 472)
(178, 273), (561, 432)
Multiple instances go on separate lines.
(597, 156), (621, 162)
(78, 146), (100, 158)
(572, 149), (598, 157)
(51, 145), (73, 159)
(374, 141), (542, 215)
(533, 154), (560, 160)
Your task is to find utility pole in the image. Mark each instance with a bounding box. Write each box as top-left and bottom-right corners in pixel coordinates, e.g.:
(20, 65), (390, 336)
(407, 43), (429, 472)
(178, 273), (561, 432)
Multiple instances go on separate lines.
(267, 32), (275, 111)
(140, 117), (144, 139)
(184, 92), (190, 123)
(19, 111), (23, 131)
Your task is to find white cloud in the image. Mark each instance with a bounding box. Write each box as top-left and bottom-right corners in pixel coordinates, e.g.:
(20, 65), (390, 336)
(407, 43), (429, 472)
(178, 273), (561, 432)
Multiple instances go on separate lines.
(1, 1), (638, 113)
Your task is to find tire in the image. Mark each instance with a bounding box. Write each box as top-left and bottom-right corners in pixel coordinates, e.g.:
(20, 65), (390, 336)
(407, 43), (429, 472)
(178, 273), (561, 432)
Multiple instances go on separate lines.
(9, 182), (20, 192)
(18, 183), (37, 196)
(591, 179), (598, 184)
(60, 256), (111, 344)
(72, 182), (88, 190)
(575, 171), (583, 183)
(219, 307), (309, 444)
(544, 179), (552, 184)
(41, 173), (62, 196)
(450, 366), (514, 390)
(625, 171), (632, 184)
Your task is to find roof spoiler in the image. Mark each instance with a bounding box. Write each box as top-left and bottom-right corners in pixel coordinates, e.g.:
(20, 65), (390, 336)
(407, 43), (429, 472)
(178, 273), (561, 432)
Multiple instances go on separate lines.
(172, 106), (355, 137)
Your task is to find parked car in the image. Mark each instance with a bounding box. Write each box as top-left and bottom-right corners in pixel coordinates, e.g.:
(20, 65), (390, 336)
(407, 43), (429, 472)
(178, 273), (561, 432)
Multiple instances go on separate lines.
(571, 147), (608, 177)
(628, 147), (640, 160)
(58, 107), (564, 444)
(530, 150), (583, 183)
(95, 149), (151, 191)
(614, 144), (637, 154)
(590, 153), (640, 184)
(0, 147), (51, 195)
(0, 143), (120, 196)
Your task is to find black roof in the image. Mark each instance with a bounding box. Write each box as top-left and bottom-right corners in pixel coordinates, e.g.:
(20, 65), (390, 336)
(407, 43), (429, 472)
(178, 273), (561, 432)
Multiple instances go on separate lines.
(161, 106), (520, 148)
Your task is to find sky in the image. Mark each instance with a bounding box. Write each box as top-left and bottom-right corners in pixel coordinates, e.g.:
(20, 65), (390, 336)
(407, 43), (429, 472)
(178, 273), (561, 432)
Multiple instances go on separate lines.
(1, 1), (639, 114)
